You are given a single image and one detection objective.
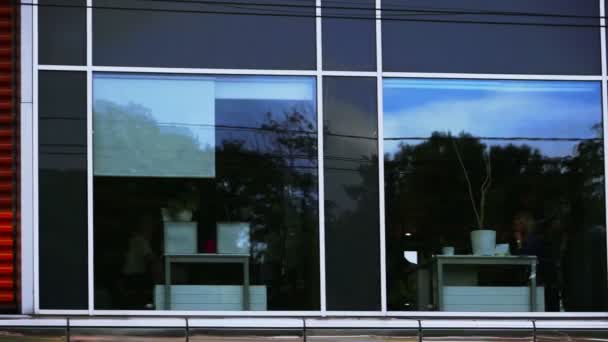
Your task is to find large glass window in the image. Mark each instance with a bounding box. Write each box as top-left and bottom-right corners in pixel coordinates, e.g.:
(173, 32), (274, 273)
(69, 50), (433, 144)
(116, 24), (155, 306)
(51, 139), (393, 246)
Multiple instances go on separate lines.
(384, 79), (607, 312)
(93, 74), (319, 311)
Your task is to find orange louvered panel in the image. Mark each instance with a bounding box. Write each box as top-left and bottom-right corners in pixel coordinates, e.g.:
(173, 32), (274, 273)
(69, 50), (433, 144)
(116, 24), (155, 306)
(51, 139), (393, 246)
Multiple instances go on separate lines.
(0, 1), (17, 311)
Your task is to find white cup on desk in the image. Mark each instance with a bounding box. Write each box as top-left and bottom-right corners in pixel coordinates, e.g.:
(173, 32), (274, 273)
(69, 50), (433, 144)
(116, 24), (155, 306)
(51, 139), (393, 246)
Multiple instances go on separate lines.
(441, 246), (455, 256)
(495, 243), (510, 256)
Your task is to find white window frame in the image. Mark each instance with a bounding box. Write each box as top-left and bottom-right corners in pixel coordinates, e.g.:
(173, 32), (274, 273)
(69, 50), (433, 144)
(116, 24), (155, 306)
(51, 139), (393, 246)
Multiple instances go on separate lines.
(18, 0), (608, 319)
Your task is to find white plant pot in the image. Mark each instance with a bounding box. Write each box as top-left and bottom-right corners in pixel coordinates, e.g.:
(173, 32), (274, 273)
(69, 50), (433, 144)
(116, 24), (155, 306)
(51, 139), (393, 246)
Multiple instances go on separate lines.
(470, 229), (496, 256)
(175, 209), (193, 222)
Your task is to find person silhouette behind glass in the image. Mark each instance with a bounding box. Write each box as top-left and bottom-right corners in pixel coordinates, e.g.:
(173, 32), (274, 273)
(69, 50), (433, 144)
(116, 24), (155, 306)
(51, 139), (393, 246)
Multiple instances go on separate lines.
(122, 215), (160, 309)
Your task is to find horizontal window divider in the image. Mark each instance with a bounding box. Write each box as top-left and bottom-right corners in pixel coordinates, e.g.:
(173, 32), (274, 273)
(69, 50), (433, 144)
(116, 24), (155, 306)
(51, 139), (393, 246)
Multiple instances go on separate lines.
(91, 310), (325, 317)
(91, 66), (319, 76)
(69, 318), (187, 328)
(37, 65), (88, 71)
(386, 311), (608, 318)
(31, 310), (608, 320)
(35, 66), (607, 81)
(36, 309), (90, 315)
(382, 72), (604, 81)
(321, 71), (379, 77)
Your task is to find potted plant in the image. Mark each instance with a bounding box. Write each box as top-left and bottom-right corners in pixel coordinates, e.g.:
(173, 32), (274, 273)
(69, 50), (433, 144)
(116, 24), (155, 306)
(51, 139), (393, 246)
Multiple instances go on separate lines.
(452, 138), (495, 256)
(163, 188), (200, 222)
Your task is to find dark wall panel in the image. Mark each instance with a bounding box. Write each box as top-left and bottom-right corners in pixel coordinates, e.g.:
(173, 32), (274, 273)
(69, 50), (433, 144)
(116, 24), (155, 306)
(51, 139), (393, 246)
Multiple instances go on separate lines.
(322, 0), (376, 71)
(39, 0), (86, 65)
(93, 0), (316, 70)
(382, 0), (601, 75)
(39, 71), (88, 310)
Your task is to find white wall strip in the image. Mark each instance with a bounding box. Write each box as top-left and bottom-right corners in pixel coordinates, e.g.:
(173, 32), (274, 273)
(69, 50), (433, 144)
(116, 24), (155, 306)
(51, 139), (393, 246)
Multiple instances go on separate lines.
(20, 1), (35, 315)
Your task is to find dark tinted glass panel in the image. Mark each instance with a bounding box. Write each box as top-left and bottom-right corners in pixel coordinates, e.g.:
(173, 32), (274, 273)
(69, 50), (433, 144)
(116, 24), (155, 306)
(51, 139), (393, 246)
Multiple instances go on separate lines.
(323, 76), (380, 310)
(93, 0), (315, 70)
(93, 74), (319, 310)
(39, 0), (86, 65)
(39, 71), (88, 309)
(384, 79), (607, 312)
(322, 0), (376, 71)
(382, 0), (600, 75)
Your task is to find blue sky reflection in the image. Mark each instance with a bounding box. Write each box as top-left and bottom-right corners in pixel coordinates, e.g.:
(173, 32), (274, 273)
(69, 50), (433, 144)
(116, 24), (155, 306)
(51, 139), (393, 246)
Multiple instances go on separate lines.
(383, 79), (602, 157)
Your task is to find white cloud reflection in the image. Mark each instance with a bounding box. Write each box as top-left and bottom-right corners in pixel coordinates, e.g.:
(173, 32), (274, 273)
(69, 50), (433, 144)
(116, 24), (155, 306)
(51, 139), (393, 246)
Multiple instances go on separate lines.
(383, 80), (602, 157)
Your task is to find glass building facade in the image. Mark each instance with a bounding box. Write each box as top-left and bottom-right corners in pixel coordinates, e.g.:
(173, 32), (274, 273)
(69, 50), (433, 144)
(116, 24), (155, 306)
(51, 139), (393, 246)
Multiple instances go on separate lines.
(15, 0), (608, 323)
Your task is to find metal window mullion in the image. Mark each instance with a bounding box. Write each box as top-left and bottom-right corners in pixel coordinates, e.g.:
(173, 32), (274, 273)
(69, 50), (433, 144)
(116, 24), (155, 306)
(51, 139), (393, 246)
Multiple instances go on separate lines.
(31, 0), (40, 315)
(376, 0), (387, 314)
(316, 0), (327, 316)
(86, 0), (94, 315)
(600, 0), (608, 295)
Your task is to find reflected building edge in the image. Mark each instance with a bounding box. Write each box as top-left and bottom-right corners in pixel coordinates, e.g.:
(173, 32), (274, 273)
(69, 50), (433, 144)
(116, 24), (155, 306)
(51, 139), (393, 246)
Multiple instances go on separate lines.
(69, 328), (187, 342)
(421, 329), (533, 342)
(0, 327), (67, 342)
(189, 329), (303, 342)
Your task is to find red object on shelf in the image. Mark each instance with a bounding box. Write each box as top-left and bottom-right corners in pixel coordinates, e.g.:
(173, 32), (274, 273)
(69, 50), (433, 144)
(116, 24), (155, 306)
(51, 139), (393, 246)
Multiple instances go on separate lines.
(0, 1), (18, 311)
(203, 239), (217, 253)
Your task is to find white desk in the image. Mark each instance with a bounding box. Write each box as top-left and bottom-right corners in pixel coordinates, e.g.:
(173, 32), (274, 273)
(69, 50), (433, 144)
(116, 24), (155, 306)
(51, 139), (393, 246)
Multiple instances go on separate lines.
(164, 254), (250, 310)
(432, 255), (538, 312)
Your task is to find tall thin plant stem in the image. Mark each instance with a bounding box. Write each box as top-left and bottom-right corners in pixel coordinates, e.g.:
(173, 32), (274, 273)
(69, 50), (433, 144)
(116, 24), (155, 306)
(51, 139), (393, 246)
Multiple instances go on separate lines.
(452, 138), (482, 229)
(479, 149), (492, 229)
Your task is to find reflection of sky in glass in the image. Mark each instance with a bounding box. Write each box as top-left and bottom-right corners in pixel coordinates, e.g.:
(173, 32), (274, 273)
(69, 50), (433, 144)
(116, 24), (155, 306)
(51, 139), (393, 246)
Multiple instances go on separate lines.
(95, 74), (217, 148)
(383, 79), (602, 157)
(94, 74), (316, 177)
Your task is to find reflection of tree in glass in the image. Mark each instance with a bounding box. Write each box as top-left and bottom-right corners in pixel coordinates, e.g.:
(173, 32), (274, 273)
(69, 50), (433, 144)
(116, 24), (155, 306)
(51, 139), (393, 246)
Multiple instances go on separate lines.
(94, 100), (215, 177)
(93, 101), (320, 310)
(214, 107), (319, 310)
(385, 127), (606, 311)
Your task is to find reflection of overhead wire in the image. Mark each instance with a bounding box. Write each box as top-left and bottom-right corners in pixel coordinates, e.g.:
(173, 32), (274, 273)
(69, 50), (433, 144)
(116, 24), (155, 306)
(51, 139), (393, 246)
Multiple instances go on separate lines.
(62, 0), (606, 21)
(385, 136), (601, 142)
(21, 2), (606, 28)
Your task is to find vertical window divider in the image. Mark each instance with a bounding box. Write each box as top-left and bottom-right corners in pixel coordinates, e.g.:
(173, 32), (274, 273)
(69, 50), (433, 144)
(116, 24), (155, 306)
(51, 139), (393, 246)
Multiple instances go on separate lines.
(31, 0), (39, 315)
(600, 0), (608, 292)
(376, 0), (387, 315)
(86, 0), (94, 316)
(316, 0), (327, 316)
